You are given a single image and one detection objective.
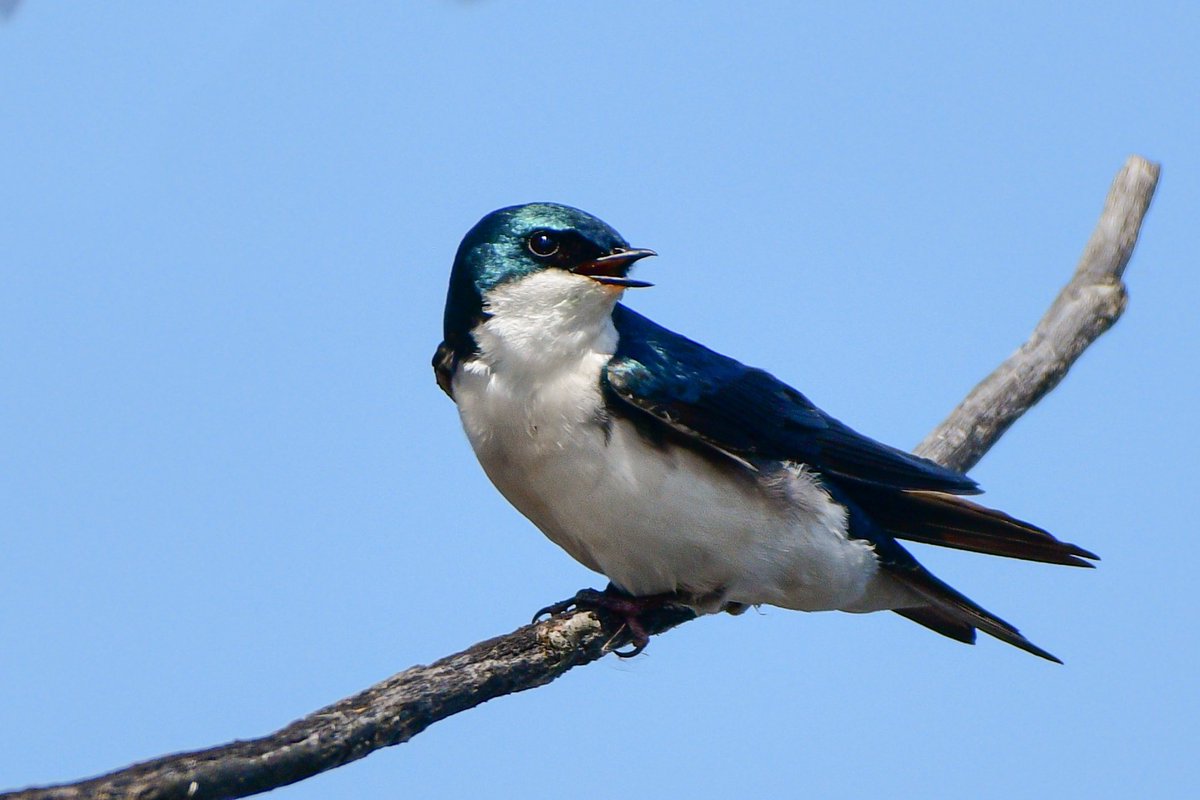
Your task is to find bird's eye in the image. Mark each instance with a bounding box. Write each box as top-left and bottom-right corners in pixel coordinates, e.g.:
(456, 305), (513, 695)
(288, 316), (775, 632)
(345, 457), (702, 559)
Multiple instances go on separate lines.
(527, 231), (560, 258)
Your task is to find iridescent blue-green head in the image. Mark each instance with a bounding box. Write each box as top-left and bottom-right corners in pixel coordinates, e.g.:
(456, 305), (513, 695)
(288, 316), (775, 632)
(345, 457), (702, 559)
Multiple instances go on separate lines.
(441, 203), (656, 357)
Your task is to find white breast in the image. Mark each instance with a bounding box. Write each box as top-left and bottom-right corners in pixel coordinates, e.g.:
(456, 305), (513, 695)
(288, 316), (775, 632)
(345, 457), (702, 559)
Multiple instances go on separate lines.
(452, 271), (896, 613)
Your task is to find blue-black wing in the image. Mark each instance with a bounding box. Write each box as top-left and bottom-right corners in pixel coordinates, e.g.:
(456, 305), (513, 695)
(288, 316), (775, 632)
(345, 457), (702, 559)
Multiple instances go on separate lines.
(602, 305), (978, 494)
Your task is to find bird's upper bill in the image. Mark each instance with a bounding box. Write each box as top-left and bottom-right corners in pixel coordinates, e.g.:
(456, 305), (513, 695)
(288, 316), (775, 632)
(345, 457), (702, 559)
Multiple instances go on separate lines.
(571, 247), (657, 288)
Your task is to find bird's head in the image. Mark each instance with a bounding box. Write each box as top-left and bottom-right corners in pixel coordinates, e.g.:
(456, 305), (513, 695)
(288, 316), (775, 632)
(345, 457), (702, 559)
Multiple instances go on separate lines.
(442, 203), (656, 352)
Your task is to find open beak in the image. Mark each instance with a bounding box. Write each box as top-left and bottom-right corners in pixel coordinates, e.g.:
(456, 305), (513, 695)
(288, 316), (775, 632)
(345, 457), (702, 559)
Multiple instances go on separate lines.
(571, 247), (657, 288)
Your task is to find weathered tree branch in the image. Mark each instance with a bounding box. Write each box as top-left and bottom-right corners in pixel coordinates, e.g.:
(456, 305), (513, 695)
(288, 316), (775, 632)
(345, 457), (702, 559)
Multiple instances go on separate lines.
(3, 156), (1160, 800)
(916, 156), (1159, 472)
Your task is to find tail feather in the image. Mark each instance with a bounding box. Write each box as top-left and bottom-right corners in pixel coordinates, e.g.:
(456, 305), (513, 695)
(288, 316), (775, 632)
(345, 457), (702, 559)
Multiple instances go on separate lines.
(894, 606), (976, 645)
(888, 561), (1063, 663)
(822, 482), (1083, 662)
(851, 487), (1098, 567)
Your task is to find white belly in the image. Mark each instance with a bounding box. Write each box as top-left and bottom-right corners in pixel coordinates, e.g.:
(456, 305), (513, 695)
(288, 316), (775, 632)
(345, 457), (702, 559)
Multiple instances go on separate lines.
(452, 358), (890, 613)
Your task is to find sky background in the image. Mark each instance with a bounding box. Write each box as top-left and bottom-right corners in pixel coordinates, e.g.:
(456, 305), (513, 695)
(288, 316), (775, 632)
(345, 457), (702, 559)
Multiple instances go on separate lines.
(2, 3), (1197, 798)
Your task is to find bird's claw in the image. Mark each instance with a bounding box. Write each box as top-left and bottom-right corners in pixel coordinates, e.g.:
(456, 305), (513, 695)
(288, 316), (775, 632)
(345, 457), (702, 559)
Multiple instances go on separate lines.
(532, 586), (678, 657)
(531, 597), (577, 623)
(531, 587), (609, 623)
(606, 621), (651, 658)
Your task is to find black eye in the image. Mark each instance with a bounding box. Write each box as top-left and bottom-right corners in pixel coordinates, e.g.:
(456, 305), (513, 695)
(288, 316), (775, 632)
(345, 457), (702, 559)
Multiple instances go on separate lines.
(527, 231), (560, 258)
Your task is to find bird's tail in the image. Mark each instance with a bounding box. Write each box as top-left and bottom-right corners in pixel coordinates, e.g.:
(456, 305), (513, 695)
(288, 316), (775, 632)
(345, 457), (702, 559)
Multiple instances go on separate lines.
(886, 559), (1064, 662)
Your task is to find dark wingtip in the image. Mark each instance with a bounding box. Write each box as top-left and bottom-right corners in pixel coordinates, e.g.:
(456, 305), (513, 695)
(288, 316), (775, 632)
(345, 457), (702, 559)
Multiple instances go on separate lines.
(878, 490), (1102, 568)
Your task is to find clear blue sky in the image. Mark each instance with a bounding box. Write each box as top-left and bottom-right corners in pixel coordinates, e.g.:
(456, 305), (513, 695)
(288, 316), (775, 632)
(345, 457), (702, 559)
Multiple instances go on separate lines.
(2, 3), (1197, 798)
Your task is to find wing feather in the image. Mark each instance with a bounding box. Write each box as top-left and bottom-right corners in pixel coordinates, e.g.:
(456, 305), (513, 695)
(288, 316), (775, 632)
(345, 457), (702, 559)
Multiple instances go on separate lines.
(603, 305), (978, 494)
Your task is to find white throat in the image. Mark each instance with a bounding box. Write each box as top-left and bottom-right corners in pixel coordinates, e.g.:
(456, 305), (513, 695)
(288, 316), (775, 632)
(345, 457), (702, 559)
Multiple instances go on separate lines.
(471, 270), (623, 380)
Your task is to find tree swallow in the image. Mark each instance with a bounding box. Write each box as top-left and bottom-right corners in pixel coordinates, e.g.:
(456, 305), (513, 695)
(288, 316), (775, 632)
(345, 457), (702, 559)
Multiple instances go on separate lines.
(433, 203), (1096, 662)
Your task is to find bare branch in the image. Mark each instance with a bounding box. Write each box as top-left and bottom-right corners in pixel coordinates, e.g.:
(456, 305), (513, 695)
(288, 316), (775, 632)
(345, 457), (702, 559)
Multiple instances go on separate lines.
(916, 156), (1160, 472)
(2, 156), (1159, 800)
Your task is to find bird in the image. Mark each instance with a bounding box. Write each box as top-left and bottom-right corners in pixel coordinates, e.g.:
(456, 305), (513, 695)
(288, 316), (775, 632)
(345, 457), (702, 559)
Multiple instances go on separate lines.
(433, 202), (1096, 662)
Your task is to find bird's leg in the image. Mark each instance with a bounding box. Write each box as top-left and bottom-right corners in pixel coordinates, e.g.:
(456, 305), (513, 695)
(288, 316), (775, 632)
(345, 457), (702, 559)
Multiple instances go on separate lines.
(533, 584), (685, 657)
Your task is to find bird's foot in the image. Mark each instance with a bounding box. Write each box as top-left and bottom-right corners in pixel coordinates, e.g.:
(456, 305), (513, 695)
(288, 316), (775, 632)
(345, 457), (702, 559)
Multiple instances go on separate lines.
(533, 585), (683, 658)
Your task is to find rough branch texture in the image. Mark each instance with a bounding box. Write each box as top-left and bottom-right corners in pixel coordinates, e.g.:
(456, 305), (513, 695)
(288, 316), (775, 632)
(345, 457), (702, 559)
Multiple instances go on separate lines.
(2, 156), (1159, 800)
